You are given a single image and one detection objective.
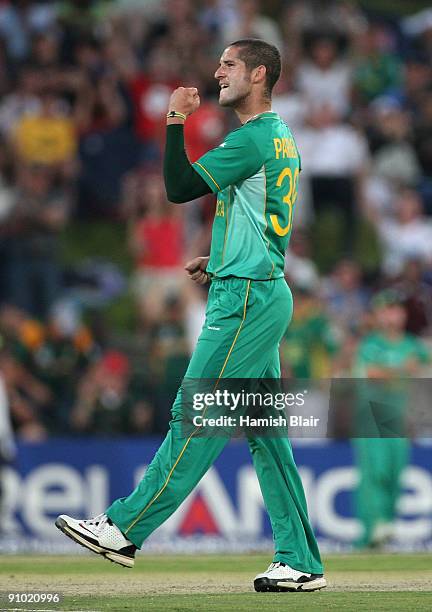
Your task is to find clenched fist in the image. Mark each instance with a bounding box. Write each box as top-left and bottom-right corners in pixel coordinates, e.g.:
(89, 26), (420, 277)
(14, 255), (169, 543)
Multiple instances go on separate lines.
(185, 256), (210, 284)
(168, 87), (201, 117)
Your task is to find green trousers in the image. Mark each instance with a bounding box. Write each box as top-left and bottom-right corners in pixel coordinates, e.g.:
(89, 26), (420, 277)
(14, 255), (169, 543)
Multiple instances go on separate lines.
(354, 437), (409, 546)
(107, 277), (323, 574)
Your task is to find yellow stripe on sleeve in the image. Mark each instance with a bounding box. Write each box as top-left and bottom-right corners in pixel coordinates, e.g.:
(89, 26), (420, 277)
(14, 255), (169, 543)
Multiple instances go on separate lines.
(193, 162), (221, 191)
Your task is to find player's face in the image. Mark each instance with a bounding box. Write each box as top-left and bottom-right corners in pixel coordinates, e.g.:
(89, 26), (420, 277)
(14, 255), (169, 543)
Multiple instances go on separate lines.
(376, 304), (407, 331)
(215, 46), (252, 107)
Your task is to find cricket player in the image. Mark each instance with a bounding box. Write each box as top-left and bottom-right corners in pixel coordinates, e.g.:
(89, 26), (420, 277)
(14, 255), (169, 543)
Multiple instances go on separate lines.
(56, 39), (326, 593)
(354, 289), (430, 547)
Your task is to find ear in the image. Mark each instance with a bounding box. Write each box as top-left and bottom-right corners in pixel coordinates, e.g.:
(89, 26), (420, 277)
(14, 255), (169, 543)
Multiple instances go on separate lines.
(251, 64), (266, 85)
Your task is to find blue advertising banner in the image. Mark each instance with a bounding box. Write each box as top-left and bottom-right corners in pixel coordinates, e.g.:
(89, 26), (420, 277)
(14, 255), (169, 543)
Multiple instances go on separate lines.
(1, 439), (431, 552)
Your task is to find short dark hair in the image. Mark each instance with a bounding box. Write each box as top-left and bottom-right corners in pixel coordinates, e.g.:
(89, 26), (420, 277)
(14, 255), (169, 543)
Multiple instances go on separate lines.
(229, 38), (281, 99)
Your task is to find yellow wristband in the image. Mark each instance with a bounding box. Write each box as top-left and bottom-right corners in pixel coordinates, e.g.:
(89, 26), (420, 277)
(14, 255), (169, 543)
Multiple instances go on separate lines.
(166, 110), (187, 121)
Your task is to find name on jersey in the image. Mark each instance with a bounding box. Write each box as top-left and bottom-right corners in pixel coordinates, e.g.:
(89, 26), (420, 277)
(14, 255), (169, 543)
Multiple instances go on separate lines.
(273, 137), (297, 159)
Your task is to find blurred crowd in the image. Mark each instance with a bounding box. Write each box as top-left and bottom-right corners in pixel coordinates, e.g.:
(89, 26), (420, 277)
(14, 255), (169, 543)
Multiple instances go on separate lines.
(1, 0), (432, 444)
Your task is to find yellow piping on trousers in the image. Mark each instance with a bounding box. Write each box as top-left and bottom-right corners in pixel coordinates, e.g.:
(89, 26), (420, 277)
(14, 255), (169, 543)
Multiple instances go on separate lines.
(125, 280), (251, 535)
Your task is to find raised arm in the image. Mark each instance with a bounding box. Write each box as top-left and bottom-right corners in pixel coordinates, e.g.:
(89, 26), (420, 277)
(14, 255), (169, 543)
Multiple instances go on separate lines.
(163, 87), (211, 203)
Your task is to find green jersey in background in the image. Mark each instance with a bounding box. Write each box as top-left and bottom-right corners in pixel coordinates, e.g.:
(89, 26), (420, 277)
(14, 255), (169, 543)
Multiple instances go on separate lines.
(354, 331), (430, 435)
(356, 332), (430, 375)
(193, 111), (300, 280)
(353, 331), (430, 547)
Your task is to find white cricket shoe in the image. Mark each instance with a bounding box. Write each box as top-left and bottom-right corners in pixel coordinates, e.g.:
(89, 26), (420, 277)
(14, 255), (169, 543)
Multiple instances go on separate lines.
(370, 521), (395, 547)
(55, 513), (136, 568)
(254, 561), (327, 592)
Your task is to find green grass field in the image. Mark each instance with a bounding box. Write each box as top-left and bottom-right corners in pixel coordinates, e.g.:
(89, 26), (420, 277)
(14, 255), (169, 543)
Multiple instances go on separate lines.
(0, 553), (431, 611)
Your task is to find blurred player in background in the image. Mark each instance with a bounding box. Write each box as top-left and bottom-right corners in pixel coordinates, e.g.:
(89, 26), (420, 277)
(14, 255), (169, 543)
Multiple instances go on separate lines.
(56, 38), (326, 593)
(353, 290), (430, 547)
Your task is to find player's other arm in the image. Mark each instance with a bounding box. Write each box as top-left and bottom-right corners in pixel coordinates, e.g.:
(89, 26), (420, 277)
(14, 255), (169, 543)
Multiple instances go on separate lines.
(164, 87), (211, 203)
(184, 256), (210, 284)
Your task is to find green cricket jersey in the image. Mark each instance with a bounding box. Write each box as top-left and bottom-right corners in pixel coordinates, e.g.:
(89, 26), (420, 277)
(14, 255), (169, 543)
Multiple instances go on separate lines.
(192, 111), (300, 280)
(354, 332), (430, 435)
(355, 332), (429, 375)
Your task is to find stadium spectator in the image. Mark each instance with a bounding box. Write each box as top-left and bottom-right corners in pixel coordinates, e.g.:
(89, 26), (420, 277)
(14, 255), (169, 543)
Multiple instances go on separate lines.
(222, 0), (283, 51)
(74, 46), (138, 215)
(272, 65), (307, 131)
(280, 278), (339, 379)
(11, 301), (99, 431)
(367, 96), (421, 189)
(297, 34), (352, 117)
(31, 31), (62, 71)
(197, 0), (239, 46)
(392, 259), (432, 336)
(184, 97), (225, 163)
(0, 64), (41, 139)
(284, 229), (319, 289)
(295, 102), (369, 264)
(148, 294), (190, 432)
(371, 188), (432, 278)
(0, 136), (14, 304)
(282, 0), (366, 46)
(124, 46), (180, 161)
(0, 350), (16, 467)
(74, 67), (126, 136)
(0, 348), (51, 441)
(1, 164), (71, 319)
(402, 8), (432, 64)
(321, 259), (369, 336)
(0, 344), (15, 533)
(126, 171), (185, 331)
(70, 349), (154, 435)
(352, 21), (403, 105)
(56, 0), (111, 64)
(138, 0), (212, 93)
(0, 0), (56, 62)
(413, 88), (432, 212)
(401, 53), (432, 117)
(12, 87), (77, 176)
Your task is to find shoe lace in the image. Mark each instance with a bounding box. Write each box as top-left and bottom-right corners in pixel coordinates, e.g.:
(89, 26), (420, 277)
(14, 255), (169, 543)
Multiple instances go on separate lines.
(265, 562), (306, 580)
(266, 562), (283, 572)
(82, 513), (109, 533)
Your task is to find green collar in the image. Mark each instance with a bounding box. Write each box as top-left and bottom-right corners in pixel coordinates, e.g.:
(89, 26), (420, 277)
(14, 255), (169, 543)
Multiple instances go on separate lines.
(243, 111), (277, 124)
